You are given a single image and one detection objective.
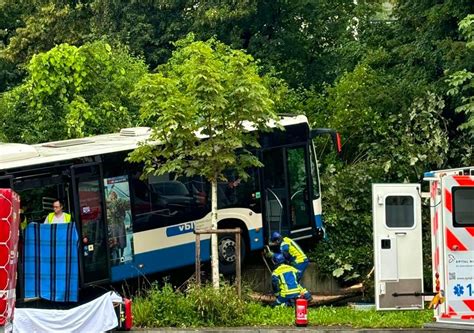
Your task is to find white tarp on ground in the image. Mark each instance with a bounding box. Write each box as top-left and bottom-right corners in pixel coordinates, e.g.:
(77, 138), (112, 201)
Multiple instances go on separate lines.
(12, 292), (122, 333)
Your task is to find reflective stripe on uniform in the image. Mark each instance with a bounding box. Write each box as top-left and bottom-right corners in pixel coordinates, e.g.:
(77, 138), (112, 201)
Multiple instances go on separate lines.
(20, 217), (27, 230)
(47, 212), (72, 223)
(282, 237), (307, 264)
(272, 264), (306, 297)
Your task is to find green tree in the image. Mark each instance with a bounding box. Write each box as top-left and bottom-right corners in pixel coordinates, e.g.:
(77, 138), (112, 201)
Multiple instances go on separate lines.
(0, 0), (42, 92)
(91, 0), (192, 69)
(357, 1), (474, 150)
(74, 0), (368, 88)
(188, 0), (360, 88)
(0, 41), (147, 143)
(1, 1), (379, 90)
(308, 62), (450, 282)
(447, 15), (474, 137)
(129, 35), (277, 288)
(300, 1), (474, 284)
(1, 1), (94, 65)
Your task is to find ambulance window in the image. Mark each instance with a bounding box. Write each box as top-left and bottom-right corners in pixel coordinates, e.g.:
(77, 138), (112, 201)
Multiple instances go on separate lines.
(453, 187), (474, 226)
(385, 195), (414, 228)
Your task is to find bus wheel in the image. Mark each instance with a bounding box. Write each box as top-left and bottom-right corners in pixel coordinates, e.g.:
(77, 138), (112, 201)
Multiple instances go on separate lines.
(217, 234), (246, 275)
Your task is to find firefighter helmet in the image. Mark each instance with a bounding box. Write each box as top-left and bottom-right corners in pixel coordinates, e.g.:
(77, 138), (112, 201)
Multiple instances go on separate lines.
(272, 253), (285, 265)
(271, 231), (282, 243)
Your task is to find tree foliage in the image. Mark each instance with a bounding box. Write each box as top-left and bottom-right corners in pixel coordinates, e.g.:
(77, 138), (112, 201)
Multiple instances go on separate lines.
(307, 1), (473, 282)
(1, 1), (94, 65)
(309, 65), (449, 282)
(128, 35), (278, 288)
(186, 0), (360, 87)
(0, 0), (472, 288)
(1, 0), (367, 89)
(447, 14), (474, 136)
(0, 41), (147, 143)
(129, 34), (277, 184)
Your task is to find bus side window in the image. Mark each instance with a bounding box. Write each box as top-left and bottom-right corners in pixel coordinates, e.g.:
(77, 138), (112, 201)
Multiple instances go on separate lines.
(217, 169), (260, 213)
(130, 172), (158, 232)
(131, 173), (210, 232)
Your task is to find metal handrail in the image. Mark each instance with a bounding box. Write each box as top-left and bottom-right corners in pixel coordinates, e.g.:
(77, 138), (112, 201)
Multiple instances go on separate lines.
(265, 188), (283, 239)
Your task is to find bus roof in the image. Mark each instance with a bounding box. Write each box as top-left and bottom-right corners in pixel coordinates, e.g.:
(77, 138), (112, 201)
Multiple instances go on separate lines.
(0, 114), (309, 171)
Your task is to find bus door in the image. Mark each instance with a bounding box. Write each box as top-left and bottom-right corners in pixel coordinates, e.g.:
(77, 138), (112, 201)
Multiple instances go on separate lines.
(263, 148), (286, 239)
(262, 145), (313, 241)
(287, 145), (313, 238)
(70, 163), (110, 286)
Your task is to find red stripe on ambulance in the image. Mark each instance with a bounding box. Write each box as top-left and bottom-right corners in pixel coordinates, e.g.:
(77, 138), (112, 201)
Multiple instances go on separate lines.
(464, 300), (474, 312)
(441, 306), (458, 318)
(453, 175), (474, 187)
(446, 228), (468, 251)
(431, 181), (438, 199)
(444, 189), (452, 212)
(465, 227), (474, 238)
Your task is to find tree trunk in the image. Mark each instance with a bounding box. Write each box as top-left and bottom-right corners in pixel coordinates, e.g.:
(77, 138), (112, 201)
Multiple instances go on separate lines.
(211, 178), (219, 289)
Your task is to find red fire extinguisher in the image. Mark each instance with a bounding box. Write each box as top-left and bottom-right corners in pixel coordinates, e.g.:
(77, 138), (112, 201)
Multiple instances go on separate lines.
(123, 298), (133, 330)
(295, 294), (308, 327)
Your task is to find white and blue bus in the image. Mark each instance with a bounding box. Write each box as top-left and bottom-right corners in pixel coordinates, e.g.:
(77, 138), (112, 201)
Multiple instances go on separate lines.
(0, 114), (339, 293)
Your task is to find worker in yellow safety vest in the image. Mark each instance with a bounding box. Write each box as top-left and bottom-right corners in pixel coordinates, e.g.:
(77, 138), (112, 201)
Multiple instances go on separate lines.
(20, 208), (28, 231)
(44, 199), (71, 224)
(271, 253), (311, 306)
(269, 231), (309, 280)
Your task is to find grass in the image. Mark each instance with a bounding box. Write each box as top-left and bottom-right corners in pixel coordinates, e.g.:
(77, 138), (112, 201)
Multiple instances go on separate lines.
(308, 306), (433, 328)
(132, 283), (433, 328)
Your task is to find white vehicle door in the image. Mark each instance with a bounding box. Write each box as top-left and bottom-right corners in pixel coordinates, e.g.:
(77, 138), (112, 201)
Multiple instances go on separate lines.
(372, 184), (424, 310)
(439, 175), (474, 320)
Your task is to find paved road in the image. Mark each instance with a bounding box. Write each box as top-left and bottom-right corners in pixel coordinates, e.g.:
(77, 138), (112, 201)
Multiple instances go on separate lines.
(125, 322), (474, 332)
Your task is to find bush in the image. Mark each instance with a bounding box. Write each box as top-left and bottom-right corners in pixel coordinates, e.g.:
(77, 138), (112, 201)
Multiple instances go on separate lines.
(186, 283), (248, 326)
(133, 282), (248, 327)
(308, 161), (383, 286)
(132, 282), (433, 328)
(133, 283), (198, 327)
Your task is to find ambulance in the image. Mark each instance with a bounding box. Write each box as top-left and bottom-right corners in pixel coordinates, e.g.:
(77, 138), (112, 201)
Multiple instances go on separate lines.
(372, 166), (474, 326)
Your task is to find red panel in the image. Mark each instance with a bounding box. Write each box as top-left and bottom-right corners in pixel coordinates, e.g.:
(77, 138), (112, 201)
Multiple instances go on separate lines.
(466, 227), (474, 238)
(0, 196), (11, 222)
(449, 306), (458, 315)
(464, 300), (474, 312)
(444, 189), (452, 212)
(453, 176), (474, 187)
(446, 228), (468, 251)
(0, 299), (6, 325)
(433, 211), (438, 235)
(0, 269), (7, 291)
(0, 246), (7, 267)
(0, 223), (9, 243)
(460, 315), (474, 320)
(430, 181), (438, 200)
(0, 189), (20, 327)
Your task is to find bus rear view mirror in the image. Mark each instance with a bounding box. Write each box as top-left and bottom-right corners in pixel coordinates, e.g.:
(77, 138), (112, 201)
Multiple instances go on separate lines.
(310, 128), (342, 154)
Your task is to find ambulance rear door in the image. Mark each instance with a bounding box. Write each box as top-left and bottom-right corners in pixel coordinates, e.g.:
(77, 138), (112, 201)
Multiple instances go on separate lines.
(440, 175), (474, 321)
(372, 184), (424, 310)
